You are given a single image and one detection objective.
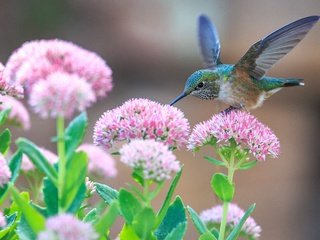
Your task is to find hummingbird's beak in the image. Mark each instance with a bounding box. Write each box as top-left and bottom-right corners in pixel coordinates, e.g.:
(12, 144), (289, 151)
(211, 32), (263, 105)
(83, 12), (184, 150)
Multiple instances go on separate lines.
(170, 92), (187, 106)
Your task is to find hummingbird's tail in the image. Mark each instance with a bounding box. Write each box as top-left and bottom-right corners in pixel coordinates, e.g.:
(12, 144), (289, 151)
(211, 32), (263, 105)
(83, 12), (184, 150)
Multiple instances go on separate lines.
(282, 78), (304, 87)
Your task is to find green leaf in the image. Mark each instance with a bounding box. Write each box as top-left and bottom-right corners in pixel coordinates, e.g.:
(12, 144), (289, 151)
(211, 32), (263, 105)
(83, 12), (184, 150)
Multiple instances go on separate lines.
(118, 189), (142, 224)
(132, 208), (156, 239)
(83, 208), (97, 223)
(0, 109), (11, 126)
(0, 151), (22, 204)
(65, 112), (88, 160)
(132, 169), (145, 186)
(157, 168), (183, 226)
(163, 222), (187, 240)
(10, 188), (45, 234)
(0, 213), (18, 239)
(95, 182), (118, 205)
(43, 177), (58, 216)
(94, 201), (119, 237)
(186, 206), (207, 235)
(16, 138), (57, 184)
(120, 224), (140, 240)
(155, 196), (186, 240)
(67, 183), (86, 213)
(204, 156), (225, 167)
(226, 204), (256, 240)
(0, 129), (11, 155)
(17, 215), (36, 240)
(239, 160), (257, 170)
(199, 231), (218, 240)
(211, 173), (234, 202)
(61, 151), (87, 211)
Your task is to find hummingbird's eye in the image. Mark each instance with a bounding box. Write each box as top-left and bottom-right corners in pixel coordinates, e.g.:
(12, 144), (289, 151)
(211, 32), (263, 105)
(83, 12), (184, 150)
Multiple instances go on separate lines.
(196, 82), (204, 89)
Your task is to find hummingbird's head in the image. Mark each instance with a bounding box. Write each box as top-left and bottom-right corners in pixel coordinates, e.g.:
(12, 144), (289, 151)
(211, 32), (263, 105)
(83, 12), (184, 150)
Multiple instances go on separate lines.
(170, 69), (220, 106)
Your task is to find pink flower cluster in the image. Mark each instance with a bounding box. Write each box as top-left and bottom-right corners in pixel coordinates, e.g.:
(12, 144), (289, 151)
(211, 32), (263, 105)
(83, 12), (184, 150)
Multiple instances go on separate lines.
(0, 211), (6, 228)
(119, 139), (180, 182)
(29, 72), (95, 118)
(0, 95), (30, 130)
(0, 154), (11, 187)
(0, 62), (23, 97)
(4, 39), (113, 118)
(21, 148), (58, 172)
(188, 111), (280, 161)
(94, 98), (190, 149)
(78, 144), (117, 178)
(37, 214), (98, 240)
(200, 203), (262, 239)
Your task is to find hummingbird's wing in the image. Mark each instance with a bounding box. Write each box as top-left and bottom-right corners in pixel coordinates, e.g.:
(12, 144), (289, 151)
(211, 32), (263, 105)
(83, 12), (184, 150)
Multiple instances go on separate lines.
(198, 15), (221, 69)
(233, 16), (319, 79)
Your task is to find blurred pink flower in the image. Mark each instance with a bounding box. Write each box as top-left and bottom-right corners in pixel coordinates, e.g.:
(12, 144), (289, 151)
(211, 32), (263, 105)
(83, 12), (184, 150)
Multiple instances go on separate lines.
(0, 62), (23, 98)
(37, 214), (98, 240)
(21, 148), (58, 172)
(200, 203), (262, 239)
(188, 111), (280, 161)
(4, 39), (112, 97)
(0, 95), (30, 130)
(119, 139), (180, 182)
(29, 72), (96, 118)
(0, 211), (6, 228)
(94, 98), (190, 149)
(78, 144), (117, 178)
(0, 154), (11, 187)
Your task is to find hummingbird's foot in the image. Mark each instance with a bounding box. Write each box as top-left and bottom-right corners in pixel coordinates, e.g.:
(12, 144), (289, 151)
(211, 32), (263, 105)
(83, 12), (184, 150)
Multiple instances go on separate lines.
(222, 106), (241, 114)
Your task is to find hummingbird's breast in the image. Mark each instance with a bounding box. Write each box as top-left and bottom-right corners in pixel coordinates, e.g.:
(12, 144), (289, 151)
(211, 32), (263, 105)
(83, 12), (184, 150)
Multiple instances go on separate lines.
(217, 73), (265, 110)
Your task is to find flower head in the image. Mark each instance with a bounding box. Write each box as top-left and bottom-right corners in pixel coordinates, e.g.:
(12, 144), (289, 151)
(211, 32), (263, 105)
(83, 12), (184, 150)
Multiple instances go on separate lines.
(0, 154), (11, 187)
(94, 98), (190, 149)
(5, 39), (112, 96)
(78, 144), (117, 178)
(119, 139), (180, 182)
(21, 148), (58, 172)
(29, 72), (96, 118)
(200, 203), (262, 239)
(37, 214), (98, 240)
(0, 211), (6, 228)
(0, 95), (30, 130)
(188, 111), (280, 161)
(0, 62), (23, 97)
(4, 39), (112, 118)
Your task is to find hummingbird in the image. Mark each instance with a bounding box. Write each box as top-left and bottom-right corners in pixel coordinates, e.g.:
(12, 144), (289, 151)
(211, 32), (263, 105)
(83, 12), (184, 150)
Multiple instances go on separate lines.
(170, 15), (319, 110)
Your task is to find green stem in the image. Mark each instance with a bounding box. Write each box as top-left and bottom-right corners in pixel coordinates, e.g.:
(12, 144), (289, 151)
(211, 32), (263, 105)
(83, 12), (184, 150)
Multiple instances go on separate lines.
(218, 149), (236, 240)
(57, 116), (66, 212)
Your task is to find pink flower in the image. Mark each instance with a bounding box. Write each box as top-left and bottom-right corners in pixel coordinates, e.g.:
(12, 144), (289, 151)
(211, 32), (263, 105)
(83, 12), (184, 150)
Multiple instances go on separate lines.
(29, 72), (96, 118)
(188, 111), (280, 161)
(200, 203), (262, 239)
(0, 154), (11, 187)
(119, 139), (180, 182)
(0, 95), (30, 130)
(93, 98), (190, 149)
(78, 144), (117, 178)
(4, 39), (112, 97)
(0, 211), (6, 228)
(0, 62), (23, 97)
(37, 214), (98, 240)
(21, 148), (58, 172)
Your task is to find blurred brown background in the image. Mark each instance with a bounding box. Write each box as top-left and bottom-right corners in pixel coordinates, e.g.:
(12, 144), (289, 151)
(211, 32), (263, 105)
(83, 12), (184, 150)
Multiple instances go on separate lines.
(1, 0), (320, 239)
